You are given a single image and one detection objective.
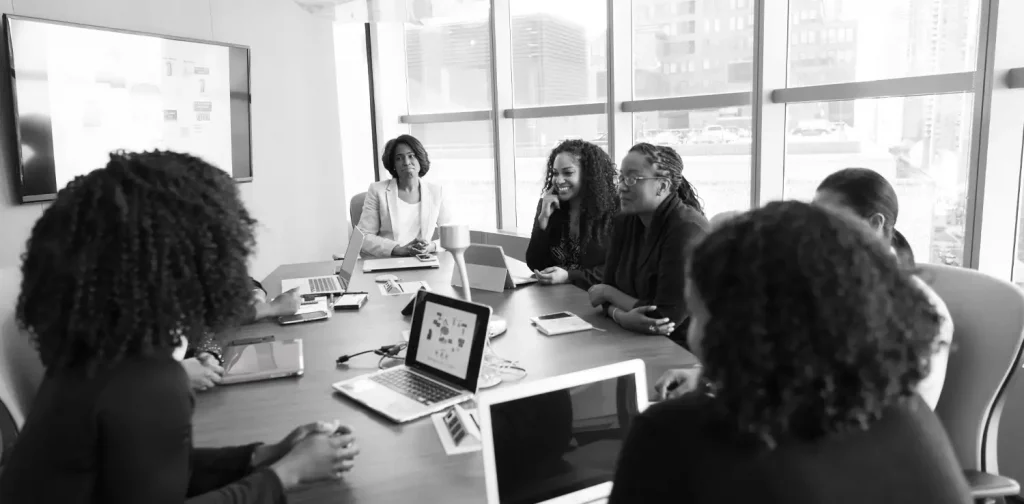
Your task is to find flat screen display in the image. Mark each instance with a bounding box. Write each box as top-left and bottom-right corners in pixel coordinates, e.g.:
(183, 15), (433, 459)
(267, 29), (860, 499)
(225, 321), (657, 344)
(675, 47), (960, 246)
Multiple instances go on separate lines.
(413, 300), (480, 380)
(5, 15), (252, 202)
(490, 375), (640, 504)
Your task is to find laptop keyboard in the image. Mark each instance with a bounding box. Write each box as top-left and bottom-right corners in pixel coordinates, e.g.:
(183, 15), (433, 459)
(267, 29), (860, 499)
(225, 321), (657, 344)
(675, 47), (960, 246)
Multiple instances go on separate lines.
(308, 277), (337, 294)
(370, 369), (461, 405)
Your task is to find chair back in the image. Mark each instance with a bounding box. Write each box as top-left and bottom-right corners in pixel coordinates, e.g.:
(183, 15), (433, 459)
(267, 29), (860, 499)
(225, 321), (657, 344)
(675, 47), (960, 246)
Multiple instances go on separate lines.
(921, 263), (1024, 473)
(350, 192), (367, 230)
(0, 266), (44, 430)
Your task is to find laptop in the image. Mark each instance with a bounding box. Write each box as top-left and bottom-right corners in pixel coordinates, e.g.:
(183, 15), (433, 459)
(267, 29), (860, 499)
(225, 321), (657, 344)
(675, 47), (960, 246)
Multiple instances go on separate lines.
(332, 290), (491, 423)
(281, 227), (365, 296)
(478, 359), (649, 504)
(220, 336), (304, 385)
(466, 244), (538, 287)
(362, 254), (441, 272)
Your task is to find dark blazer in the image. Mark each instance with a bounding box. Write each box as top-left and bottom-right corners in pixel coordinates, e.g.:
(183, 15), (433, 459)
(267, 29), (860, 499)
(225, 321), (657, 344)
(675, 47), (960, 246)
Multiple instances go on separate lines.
(603, 194), (709, 342)
(610, 393), (972, 504)
(0, 355), (285, 504)
(526, 200), (612, 290)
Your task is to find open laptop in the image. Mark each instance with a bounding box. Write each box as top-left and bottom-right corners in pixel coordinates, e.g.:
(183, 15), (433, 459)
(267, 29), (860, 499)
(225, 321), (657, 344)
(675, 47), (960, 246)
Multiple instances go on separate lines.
(332, 290), (491, 423)
(220, 336), (304, 385)
(478, 359), (649, 504)
(282, 227), (365, 296)
(465, 244), (537, 287)
(362, 254), (441, 272)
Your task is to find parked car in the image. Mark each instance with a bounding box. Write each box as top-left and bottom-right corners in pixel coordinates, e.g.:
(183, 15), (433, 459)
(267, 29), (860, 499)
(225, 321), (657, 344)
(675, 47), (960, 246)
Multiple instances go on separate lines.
(689, 125), (739, 144)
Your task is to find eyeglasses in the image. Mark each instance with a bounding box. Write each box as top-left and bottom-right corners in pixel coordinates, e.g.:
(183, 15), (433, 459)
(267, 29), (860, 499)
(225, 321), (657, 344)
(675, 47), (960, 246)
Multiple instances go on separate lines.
(617, 175), (667, 187)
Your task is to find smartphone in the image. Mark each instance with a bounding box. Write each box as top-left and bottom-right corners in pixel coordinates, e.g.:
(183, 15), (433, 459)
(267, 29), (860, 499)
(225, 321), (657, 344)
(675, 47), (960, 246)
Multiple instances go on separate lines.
(278, 311), (328, 325)
(537, 311), (573, 320)
(416, 254), (434, 262)
(333, 293), (368, 311)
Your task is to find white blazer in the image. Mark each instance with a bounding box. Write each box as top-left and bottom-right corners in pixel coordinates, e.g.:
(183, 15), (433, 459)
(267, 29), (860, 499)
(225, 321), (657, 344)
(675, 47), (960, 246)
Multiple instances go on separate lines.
(356, 178), (452, 258)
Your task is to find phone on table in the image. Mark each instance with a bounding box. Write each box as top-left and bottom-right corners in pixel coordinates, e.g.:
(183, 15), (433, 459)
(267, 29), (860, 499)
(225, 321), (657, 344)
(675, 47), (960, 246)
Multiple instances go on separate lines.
(416, 254), (433, 262)
(537, 311), (573, 320)
(333, 292), (369, 311)
(278, 311), (328, 325)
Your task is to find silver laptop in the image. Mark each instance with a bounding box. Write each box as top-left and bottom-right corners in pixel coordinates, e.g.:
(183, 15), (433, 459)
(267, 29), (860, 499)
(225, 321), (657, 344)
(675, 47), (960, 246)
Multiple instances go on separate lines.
(362, 254), (441, 272)
(478, 359), (649, 504)
(465, 244), (538, 287)
(220, 336), (304, 385)
(282, 227), (365, 296)
(332, 290), (491, 423)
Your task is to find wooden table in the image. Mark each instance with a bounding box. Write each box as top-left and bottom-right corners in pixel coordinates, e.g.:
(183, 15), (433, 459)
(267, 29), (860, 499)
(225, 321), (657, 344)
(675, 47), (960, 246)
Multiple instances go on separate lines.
(191, 255), (696, 503)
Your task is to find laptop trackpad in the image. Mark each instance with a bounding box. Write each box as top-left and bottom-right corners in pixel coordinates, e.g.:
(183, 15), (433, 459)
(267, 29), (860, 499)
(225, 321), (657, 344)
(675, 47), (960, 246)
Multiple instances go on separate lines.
(342, 379), (425, 413)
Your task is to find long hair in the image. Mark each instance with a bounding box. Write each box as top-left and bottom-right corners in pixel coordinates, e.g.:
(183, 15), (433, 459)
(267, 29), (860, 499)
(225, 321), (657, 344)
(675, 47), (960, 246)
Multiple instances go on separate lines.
(543, 139), (619, 247)
(689, 201), (940, 448)
(17, 151), (257, 374)
(382, 134), (431, 178)
(628, 142), (704, 216)
(817, 168), (914, 266)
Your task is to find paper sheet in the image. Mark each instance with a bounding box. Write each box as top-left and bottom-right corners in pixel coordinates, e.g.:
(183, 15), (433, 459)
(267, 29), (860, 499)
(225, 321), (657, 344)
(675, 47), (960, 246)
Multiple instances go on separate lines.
(296, 297), (330, 315)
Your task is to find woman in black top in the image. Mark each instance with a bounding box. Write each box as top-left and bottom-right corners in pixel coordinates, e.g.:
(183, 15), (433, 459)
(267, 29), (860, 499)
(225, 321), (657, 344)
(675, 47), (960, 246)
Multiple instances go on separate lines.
(0, 151), (360, 504)
(610, 201), (970, 504)
(526, 139), (618, 289)
(588, 143), (709, 343)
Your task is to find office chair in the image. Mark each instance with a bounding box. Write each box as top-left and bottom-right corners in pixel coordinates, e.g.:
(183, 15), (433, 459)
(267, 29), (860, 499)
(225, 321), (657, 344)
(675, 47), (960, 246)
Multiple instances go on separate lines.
(350, 192), (367, 231)
(919, 264), (1024, 501)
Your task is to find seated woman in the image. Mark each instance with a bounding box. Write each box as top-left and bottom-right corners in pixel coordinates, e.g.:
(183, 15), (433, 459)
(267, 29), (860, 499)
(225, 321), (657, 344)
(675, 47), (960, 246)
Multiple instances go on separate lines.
(588, 143), (709, 344)
(356, 134), (452, 258)
(813, 167), (952, 409)
(611, 201), (969, 504)
(526, 139), (619, 289)
(0, 151), (360, 503)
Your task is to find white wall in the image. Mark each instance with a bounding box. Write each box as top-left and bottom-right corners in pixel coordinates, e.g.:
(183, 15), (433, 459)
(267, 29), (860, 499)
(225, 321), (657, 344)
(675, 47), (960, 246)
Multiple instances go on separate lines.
(0, 0), (348, 279)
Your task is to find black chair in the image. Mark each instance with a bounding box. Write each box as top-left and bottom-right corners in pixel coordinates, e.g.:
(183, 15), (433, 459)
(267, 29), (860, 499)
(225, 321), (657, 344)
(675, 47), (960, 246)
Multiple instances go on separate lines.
(921, 264), (1024, 502)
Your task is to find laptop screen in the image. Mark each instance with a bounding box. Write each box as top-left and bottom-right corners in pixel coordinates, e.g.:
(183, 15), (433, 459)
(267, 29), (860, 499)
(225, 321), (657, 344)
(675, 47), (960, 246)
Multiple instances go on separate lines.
(338, 227), (364, 286)
(411, 299), (481, 380)
(488, 374), (640, 504)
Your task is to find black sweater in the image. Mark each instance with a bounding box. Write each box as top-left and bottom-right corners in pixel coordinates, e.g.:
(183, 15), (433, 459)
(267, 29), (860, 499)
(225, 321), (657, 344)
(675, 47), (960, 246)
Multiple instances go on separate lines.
(526, 200), (613, 290)
(610, 393), (971, 504)
(602, 194), (709, 341)
(0, 355), (285, 504)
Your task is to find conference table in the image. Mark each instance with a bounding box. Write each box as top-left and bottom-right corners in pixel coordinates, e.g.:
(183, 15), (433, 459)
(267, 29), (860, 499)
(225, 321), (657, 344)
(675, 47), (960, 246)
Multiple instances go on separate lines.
(191, 255), (696, 503)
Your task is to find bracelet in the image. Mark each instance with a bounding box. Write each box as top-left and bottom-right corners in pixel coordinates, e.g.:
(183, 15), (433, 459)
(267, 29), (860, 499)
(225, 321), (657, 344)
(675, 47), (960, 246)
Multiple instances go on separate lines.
(610, 306), (622, 325)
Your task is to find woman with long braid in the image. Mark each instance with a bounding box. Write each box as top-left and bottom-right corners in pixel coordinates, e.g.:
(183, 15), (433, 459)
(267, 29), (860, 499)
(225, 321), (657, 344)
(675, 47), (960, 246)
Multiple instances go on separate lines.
(588, 143), (709, 345)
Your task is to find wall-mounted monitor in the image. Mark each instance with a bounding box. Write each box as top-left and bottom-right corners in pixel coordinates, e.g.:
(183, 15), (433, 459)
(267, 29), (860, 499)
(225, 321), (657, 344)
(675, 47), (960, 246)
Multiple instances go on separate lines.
(3, 15), (252, 203)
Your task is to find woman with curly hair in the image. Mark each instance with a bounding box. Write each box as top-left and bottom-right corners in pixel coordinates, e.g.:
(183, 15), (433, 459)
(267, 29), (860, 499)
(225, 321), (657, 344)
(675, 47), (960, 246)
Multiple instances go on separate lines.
(588, 143), (709, 344)
(611, 201), (969, 504)
(525, 139), (619, 289)
(356, 134), (452, 257)
(0, 151), (360, 503)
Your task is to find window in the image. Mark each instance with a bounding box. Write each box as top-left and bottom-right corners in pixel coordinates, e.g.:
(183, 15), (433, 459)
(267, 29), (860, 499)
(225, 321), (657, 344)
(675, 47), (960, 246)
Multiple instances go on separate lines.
(513, 116), (608, 232)
(714, 19), (721, 32)
(405, 0), (492, 114)
(788, 0), (982, 87)
(784, 95), (974, 266)
(411, 121), (497, 230)
(633, 109), (753, 218)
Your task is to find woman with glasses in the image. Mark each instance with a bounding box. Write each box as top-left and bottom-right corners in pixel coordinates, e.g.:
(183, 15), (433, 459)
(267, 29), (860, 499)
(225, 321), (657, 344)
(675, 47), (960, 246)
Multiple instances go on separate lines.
(525, 139), (619, 289)
(587, 143), (709, 344)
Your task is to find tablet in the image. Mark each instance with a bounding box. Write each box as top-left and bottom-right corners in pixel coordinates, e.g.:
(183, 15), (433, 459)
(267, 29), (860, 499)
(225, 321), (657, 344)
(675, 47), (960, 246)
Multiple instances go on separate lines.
(221, 336), (304, 385)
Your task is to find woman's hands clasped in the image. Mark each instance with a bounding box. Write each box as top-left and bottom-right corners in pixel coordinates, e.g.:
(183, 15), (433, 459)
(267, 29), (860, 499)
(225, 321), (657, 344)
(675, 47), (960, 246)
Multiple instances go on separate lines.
(267, 420), (361, 489)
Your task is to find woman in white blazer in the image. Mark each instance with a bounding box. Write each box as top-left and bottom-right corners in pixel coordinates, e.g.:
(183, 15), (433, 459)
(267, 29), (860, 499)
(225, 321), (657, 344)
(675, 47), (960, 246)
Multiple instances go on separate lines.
(357, 134), (453, 257)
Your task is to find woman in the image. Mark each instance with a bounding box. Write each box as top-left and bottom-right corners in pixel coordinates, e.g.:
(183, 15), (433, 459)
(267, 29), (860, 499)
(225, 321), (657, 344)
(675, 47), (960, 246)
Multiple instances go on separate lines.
(611, 201), (970, 504)
(588, 143), (709, 344)
(526, 139), (619, 289)
(813, 167), (952, 409)
(356, 134), (452, 257)
(0, 151), (360, 503)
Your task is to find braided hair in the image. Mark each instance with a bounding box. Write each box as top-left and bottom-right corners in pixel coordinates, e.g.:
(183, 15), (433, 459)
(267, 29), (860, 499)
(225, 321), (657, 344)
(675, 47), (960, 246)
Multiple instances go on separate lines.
(543, 139), (620, 247)
(17, 151), (257, 374)
(628, 142), (704, 216)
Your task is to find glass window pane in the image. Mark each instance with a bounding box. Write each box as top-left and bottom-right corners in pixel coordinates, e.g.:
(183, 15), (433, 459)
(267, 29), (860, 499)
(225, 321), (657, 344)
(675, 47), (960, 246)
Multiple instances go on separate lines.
(633, 0), (754, 99)
(409, 121), (497, 229)
(404, 0), (492, 114)
(787, 0), (982, 87)
(783, 94), (973, 266)
(632, 109), (752, 218)
(510, 0), (607, 107)
(513, 116), (608, 232)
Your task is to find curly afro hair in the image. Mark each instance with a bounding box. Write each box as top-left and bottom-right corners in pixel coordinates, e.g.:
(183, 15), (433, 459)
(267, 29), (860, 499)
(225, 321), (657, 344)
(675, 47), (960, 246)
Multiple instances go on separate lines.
(542, 139), (620, 247)
(382, 134), (431, 179)
(688, 200), (941, 448)
(17, 150), (257, 373)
